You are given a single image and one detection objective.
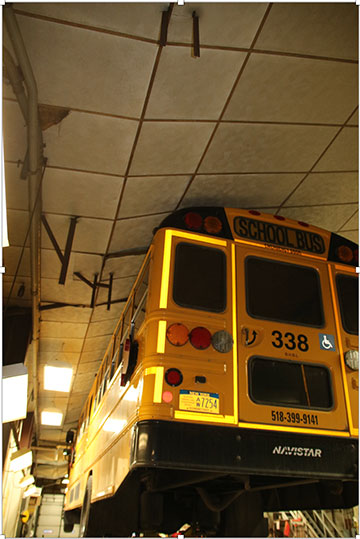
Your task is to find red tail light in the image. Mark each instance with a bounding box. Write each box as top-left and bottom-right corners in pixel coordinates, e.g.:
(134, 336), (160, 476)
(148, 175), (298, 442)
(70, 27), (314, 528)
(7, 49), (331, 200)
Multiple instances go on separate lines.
(189, 327), (212, 350)
(165, 368), (183, 387)
(184, 212), (202, 230)
(336, 245), (354, 263)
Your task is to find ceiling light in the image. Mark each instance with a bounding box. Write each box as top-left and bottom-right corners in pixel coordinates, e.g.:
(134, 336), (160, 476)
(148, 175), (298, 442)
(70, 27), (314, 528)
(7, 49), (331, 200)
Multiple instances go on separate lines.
(10, 449), (32, 472)
(41, 410), (63, 426)
(2, 363), (28, 423)
(44, 364), (73, 392)
(62, 478), (69, 484)
(19, 474), (35, 488)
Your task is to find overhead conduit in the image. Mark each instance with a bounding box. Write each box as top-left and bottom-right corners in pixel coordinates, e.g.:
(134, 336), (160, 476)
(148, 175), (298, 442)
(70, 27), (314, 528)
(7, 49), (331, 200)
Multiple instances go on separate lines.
(4, 5), (44, 443)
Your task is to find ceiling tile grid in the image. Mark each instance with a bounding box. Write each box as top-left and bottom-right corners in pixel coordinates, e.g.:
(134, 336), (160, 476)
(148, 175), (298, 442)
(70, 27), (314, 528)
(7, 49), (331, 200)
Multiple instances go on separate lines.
(2, 3), (358, 465)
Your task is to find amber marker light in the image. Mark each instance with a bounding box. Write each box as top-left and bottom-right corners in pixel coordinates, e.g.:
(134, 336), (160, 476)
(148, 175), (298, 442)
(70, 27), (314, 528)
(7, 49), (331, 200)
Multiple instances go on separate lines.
(166, 323), (189, 346)
(336, 245), (354, 263)
(204, 216), (222, 234)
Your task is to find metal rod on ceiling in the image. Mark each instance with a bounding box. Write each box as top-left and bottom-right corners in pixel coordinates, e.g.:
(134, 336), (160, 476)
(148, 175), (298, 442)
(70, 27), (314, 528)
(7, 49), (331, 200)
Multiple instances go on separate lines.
(4, 6), (44, 444)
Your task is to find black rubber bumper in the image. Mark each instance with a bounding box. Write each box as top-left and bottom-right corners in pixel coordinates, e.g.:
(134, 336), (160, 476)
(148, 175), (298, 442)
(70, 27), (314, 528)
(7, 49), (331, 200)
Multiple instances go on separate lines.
(130, 420), (358, 480)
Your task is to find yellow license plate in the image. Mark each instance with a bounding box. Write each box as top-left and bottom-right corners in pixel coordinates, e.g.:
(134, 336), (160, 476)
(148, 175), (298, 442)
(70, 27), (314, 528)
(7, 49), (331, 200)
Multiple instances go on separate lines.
(179, 390), (219, 414)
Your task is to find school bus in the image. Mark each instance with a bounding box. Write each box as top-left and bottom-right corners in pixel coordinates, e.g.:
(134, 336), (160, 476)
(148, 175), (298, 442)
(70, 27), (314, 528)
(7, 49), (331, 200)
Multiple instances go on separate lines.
(63, 207), (358, 537)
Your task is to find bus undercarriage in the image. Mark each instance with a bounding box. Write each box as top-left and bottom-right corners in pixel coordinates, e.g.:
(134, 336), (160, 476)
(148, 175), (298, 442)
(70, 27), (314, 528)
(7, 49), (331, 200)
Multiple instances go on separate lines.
(67, 420), (358, 537)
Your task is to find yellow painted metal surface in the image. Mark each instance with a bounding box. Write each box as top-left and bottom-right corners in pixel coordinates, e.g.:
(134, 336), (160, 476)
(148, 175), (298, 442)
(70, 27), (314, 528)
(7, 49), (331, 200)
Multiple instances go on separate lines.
(65, 209), (358, 514)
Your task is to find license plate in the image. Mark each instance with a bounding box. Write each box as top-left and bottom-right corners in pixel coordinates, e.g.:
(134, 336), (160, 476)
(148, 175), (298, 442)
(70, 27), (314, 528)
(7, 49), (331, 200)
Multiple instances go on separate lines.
(179, 390), (219, 414)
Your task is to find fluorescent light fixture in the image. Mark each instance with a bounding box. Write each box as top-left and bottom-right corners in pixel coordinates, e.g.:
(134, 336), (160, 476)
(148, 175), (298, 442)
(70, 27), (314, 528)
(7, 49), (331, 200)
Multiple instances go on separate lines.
(41, 410), (63, 426)
(2, 363), (28, 423)
(19, 474), (35, 488)
(44, 364), (73, 392)
(62, 478), (69, 484)
(10, 449), (32, 472)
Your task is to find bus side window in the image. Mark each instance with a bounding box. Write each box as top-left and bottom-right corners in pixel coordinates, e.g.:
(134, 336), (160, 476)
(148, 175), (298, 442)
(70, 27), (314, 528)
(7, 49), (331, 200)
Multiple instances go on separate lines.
(133, 262), (149, 333)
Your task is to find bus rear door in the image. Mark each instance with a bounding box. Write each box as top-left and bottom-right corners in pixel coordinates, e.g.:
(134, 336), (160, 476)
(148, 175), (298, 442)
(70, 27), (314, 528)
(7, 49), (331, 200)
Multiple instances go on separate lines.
(235, 245), (349, 434)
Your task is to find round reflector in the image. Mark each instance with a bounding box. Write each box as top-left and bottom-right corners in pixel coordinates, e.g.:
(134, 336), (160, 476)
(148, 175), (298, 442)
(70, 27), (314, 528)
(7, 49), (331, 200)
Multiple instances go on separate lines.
(166, 323), (189, 346)
(345, 350), (359, 371)
(336, 245), (353, 263)
(184, 212), (203, 230)
(162, 391), (174, 403)
(212, 330), (233, 353)
(165, 368), (183, 387)
(204, 216), (222, 234)
(189, 327), (212, 350)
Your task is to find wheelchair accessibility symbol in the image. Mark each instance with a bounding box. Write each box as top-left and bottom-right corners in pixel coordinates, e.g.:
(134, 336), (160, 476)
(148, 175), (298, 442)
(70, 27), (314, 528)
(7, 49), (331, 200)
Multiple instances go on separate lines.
(319, 333), (336, 351)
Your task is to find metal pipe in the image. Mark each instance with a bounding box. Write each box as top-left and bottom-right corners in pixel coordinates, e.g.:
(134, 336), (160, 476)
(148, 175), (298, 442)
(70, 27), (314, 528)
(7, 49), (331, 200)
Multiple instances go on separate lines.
(4, 6), (44, 444)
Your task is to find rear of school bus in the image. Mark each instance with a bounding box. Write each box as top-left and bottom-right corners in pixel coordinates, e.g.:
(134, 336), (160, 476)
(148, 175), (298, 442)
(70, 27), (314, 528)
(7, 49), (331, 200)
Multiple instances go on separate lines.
(130, 207), (358, 536)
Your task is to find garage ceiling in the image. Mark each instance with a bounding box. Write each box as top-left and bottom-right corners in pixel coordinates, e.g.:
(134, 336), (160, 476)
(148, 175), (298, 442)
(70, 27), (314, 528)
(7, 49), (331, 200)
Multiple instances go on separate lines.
(2, 2), (358, 479)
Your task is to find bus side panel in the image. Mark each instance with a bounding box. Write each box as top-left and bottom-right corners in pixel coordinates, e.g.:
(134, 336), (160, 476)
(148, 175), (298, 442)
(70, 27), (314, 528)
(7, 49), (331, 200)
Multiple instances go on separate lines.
(329, 266), (358, 434)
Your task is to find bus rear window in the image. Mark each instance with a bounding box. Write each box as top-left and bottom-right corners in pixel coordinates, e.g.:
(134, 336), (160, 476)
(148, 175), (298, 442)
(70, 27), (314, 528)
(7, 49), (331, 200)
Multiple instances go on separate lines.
(249, 357), (333, 410)
(336, 274), (358, 335)
(173, 243), (226, 312)
(246, 257), (324, 327)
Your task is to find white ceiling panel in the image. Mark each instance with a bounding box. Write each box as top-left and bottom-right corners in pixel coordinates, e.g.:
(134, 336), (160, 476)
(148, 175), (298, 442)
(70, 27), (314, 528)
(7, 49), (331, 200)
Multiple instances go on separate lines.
(118, 176), (190, 218)
(224, 54), (358, 124)
(38, 352), (81, 367)
(256, 3), (358, 60)
(284, 172), (358, 207)
(110, 214), (169, 252)
(280, 204), (358, 233)
(17, 14), (158, 117)
(313, 127), (358, 172)
(87, 319), (119, 339)
(41, 250), (103, 281)
(40, 321), (88, 340)
(97, 276), (135, 304)
(16, 3), (166, 41)
(40, 337), (84, 354)
(146, 46), (246, 120)
(199, 123), (338, 173)
(43, 112), (138, 175)
(82, 335), (111, 353)
(3, 246), (30, 277)
(41, 277), (94, 305)
(180, 173), (304, 209)
(341, 231), (358, 243)
(129, 122), (215, 175)
(7, 209), (30, 247)
(41, 213), (113, 254)
(339, 211), (359, 233)
(43, 168), (124, 219)
(168, 3), (268, 48)
(105, 255), (145, 278)
(91, 302), (126, 323)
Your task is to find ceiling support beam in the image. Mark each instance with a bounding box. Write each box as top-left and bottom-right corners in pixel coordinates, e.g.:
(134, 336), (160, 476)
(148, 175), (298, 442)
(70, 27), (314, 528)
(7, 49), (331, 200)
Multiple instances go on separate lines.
(4, 6), (45, 445)
(41, 215), (78, 284)
(74, 272), (114, 310)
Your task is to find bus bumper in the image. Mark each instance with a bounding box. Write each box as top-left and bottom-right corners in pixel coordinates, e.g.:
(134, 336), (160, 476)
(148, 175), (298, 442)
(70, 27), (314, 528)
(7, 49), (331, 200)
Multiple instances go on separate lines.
(130, 419), (358, 480)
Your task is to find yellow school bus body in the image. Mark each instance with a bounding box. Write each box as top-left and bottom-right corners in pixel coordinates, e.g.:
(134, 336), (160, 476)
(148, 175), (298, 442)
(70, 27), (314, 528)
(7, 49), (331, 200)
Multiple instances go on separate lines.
(64, 207), (358, 537)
